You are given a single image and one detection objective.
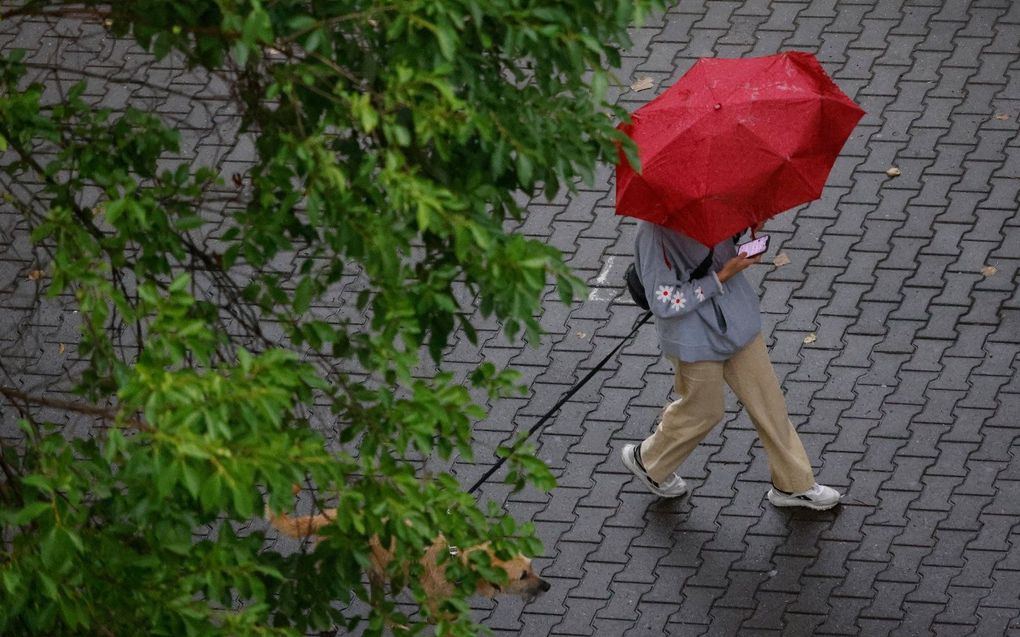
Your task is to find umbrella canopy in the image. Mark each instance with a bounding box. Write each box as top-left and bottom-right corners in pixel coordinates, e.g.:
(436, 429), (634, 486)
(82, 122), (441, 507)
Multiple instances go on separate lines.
(615, 51), (865, 247)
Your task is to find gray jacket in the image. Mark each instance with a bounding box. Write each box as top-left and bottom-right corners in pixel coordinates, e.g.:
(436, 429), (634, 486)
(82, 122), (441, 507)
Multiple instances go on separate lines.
(634, 221), (762, 362)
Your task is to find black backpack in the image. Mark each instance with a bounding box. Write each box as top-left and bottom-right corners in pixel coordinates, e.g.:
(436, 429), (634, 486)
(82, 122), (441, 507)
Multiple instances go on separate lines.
(624, 262), (650, 310)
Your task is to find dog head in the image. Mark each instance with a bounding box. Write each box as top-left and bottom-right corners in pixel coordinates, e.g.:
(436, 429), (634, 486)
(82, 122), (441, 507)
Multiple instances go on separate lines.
(479, 554), (551, 601)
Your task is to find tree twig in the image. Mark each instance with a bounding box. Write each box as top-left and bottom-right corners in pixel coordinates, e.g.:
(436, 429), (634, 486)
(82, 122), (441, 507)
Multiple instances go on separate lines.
(0, 386), (150, 432)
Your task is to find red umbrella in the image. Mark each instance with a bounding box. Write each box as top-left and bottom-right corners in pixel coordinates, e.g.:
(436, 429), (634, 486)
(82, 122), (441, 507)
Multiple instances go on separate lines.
(615, 51), (864, 247)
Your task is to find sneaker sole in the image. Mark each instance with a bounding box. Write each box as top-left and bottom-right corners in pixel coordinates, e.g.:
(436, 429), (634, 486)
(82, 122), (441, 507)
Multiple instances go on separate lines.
(621, 445), (687, 498)
(766, 489), (840, 511)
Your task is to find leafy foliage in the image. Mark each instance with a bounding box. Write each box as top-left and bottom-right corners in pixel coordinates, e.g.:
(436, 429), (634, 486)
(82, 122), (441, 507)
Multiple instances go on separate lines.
(0, 1), (661, 634)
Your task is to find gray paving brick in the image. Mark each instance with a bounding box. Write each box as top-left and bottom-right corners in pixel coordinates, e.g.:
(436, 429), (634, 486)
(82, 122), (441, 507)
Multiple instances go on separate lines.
(817, 596), (873, 634)
(982, 570), (1020, 611)
(939, 493), (990, 533)
(862, 580), (915, 620)
(892, 602), (946, 637)
(518, 612), (562, 636)
(973, 607), (1020, 637)
(620, 599), (685, 635)
(933, 588), (988, 629)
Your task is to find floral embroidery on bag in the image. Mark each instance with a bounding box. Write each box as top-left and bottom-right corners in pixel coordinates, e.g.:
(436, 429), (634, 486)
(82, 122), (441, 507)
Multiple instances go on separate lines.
(671, 291), (686, 311)
(656, 285), (674, 304)
(695, 286), (705, 302)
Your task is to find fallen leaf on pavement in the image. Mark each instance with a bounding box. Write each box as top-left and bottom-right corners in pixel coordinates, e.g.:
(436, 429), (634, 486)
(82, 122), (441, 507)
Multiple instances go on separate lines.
(982, 265), (997, 277)
(28, 269), (43, 281)
(803, 333), (817, 344)
(886, 167), (901, 177)
(993, 113), (1010, 121)
(630, 77), (655, 92)
(773, 252), (791, 267)
(58, 343), (66, 354)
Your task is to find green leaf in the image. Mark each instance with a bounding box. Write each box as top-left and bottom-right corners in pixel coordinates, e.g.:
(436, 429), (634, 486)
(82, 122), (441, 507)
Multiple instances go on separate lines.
(515, 153), (533, 184)
(37, 572), (59, 600)
(435, 25), (457, 60)
(173, 215), (205, 231)
(293, 277), (314, 314)
(591, 70), (609, 102)
(416, 204), (431, 232)
(199, 474), (224, 510)
(231, 483), (255, 518)
(242, 7), (274, 45)
(288, 15), (318, 32)
(21, 475), (54, 496)
(181, 461), (202, 497)
(154, 458), (180, 497)
(168, 273), (191, 293)
(1, 569), (21, 594)
(13, 501), (51, 525)
(40, 527), (75, 573)
(105, 198), (127, 225)
(232, 41), (250, 66)
(389, 124), (411, 146)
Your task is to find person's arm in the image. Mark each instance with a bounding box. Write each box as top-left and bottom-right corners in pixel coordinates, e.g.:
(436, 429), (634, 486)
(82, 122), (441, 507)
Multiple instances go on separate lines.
(636, 225), (728, 319)
(717, 252), (762, 283)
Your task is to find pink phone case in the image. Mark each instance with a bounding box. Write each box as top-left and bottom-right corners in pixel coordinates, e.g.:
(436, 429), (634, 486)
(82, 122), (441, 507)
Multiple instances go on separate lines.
(738, 235), (769, 257)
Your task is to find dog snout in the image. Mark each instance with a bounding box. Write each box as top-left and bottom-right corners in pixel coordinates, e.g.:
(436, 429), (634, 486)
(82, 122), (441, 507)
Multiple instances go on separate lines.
(538, 577), (551, 592)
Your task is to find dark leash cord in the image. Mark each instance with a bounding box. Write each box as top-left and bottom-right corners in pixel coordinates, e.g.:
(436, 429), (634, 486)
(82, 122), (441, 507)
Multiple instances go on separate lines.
(466, 308), (653, 495)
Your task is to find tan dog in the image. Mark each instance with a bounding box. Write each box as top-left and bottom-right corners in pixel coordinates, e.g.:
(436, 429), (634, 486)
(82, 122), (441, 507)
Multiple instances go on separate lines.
(267, 506), (550, 611)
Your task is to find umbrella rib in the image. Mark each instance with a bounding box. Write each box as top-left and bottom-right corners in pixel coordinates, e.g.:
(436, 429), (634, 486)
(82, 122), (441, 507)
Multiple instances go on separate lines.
(713, 53), (786, 104)
(735, 122), (787, 160)
(731, 95), (823, 110)
(734, 122), (821, 196)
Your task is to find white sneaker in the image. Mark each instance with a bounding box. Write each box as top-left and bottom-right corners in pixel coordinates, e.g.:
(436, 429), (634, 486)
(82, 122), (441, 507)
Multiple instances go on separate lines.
(621, 444), (688, 498)
(767, 483), (841, 510)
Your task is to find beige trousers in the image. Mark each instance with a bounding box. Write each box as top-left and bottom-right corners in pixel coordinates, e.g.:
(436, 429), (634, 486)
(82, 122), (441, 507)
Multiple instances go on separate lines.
(639, 334), (815, 493)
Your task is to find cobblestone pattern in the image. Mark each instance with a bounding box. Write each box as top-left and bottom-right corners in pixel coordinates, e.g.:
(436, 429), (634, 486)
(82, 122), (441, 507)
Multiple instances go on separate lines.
(1, 1), (1019, 636)
(467, 2), (1020, 635)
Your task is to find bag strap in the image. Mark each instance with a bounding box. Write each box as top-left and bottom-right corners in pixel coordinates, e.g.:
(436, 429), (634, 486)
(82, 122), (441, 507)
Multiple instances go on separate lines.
(664, 241), (715, 282)
(689, 247), (715, 281)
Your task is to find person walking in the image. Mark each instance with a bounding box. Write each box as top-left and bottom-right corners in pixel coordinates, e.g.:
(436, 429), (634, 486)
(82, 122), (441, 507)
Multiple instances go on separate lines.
(621, 220), (841, 510)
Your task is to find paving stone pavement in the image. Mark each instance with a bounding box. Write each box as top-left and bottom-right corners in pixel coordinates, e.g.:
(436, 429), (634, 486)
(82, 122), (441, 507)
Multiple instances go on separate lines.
(465, 2), (1020, 635)
(1, 1), (1019, 636)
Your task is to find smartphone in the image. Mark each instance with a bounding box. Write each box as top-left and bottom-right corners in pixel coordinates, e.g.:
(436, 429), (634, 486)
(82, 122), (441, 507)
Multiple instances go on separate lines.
(737, 234), (770, 257)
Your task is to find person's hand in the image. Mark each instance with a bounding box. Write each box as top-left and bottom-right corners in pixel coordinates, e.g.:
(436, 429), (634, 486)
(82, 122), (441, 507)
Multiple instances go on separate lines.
(717, 253), (762, 283)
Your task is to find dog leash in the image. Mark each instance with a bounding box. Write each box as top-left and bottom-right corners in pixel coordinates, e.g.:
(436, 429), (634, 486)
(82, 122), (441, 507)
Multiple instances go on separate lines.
(466, 308), (653, 495)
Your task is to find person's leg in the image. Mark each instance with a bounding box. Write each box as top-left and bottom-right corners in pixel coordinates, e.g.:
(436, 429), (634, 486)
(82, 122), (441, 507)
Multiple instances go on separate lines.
(638, 357), (726, 484)
(722, 334), (815, 493)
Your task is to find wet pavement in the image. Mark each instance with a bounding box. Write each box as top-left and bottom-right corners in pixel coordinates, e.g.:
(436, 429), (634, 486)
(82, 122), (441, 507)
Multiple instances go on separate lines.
(465, 2), (1020, 635)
